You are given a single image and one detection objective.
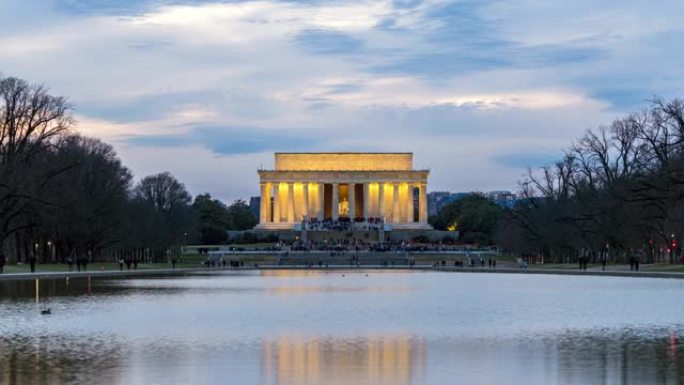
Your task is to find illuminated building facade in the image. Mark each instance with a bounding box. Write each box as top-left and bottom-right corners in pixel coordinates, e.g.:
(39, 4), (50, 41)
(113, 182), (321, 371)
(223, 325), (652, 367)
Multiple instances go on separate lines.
(255, 152), (430, 230)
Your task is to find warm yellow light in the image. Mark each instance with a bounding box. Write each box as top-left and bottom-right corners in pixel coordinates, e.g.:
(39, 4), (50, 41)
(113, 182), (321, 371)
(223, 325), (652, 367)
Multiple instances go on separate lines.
(275, 153), (412, 171)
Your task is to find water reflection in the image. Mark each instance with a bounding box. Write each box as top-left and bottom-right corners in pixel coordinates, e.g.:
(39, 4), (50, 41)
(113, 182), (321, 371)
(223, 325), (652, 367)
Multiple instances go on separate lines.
(1, 329), (683, 384)
(262, 335), (425, 385)
(2, 272), (684, 384)
(549, 329), (684, 384)
(0, 334), (124, 385)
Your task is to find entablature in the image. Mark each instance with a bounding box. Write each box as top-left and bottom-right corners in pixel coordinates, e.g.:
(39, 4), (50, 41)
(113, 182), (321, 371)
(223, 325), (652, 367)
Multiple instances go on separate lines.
(258, 170), (429, 184)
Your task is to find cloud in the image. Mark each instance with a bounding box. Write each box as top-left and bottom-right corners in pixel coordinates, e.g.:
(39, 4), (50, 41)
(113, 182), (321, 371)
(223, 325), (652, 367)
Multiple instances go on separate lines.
(125, 125), (322, 155)
(293, 29), (364, 55)
(491, 152), (561, 169)
(1, 0), (682, 201)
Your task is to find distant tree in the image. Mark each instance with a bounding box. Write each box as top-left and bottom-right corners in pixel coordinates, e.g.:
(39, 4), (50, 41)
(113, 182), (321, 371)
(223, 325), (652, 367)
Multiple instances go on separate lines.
(192, 193), (230, 244)
(431, 194), (501, 245)
(0, 76), (73, 248)
(43, 135), (132, 261)
(132, 172), (194, 260)
(501, 97), (684, 264)
(226, 199), (258, 230)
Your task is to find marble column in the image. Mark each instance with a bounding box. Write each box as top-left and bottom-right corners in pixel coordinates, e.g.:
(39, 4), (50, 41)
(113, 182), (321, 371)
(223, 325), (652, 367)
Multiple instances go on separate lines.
(260, 183), (271, 223)
(419, 183), (427, 223)
(273, 183), (281, 223)
(286, 182), (295, 222)
(406, 184), (415, 223)
(349, 183), (355, 220)
(361, 183), (368, 220)
(302, 183), (309, 219)
(259, 183), (266, 223)
(317, 183), (324, 221)
(332, 183), (339, 221)
(378, 183), (385, 220)
(392, 183), (400, 223)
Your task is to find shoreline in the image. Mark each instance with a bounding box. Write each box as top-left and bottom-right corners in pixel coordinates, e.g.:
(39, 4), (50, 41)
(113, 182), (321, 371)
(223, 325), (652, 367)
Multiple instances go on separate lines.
(1, 265), (684, 281)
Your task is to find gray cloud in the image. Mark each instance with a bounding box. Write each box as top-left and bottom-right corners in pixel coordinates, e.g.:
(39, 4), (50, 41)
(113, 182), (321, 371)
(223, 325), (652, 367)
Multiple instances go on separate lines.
(125, 125), (322, 155)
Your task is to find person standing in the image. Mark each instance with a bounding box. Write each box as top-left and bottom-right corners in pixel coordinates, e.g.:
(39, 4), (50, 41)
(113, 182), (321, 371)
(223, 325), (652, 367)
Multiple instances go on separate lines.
(0, 253), (6, 274)
(29, 256), (36, 273)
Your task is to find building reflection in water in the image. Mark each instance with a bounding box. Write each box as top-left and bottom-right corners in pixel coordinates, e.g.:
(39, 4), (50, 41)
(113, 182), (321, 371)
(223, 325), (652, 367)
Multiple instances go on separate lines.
(0, 335), (123, 385)
(261, 335), (426, 385)
(259, 269), (415, 295)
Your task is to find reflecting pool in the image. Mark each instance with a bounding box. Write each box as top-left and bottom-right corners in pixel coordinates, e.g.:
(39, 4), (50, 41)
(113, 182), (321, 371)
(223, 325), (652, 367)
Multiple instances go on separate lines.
(1, 270), (684, 384)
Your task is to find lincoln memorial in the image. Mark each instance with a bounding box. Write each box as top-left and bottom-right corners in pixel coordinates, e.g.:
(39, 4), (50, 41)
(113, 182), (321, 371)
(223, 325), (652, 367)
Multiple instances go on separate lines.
(256, 152), (431, 230)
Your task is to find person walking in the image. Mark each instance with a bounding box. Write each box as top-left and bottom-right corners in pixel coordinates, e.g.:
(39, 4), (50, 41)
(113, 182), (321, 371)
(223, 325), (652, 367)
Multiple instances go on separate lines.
(0, 253), (6, 274)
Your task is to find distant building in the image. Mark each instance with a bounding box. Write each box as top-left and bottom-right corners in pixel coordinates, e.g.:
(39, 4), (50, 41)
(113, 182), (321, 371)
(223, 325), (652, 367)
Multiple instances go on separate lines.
(427, 191), (450, 217)
(428, 191), (470, 216)
(249, 196), (260, 219)
(486, 190), (518, 208)
(428, 190), (519, 215)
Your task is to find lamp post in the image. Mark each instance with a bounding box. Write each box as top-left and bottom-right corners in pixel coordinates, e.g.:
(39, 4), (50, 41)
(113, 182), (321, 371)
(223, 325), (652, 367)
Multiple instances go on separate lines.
(671, 233), (676, 264)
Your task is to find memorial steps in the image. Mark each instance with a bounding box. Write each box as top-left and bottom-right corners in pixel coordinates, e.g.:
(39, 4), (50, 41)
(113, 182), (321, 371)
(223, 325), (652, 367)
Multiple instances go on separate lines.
(277, 252), (410, 266)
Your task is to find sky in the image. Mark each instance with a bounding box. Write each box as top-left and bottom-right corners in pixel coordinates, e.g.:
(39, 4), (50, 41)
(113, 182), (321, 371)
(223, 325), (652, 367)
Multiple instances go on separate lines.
(1, 0), (682, 202)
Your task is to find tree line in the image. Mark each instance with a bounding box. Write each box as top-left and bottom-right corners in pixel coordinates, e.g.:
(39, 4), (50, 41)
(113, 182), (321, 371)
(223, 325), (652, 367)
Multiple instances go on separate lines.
(0, 75), (256, 264)
(499, 97), (684, 264)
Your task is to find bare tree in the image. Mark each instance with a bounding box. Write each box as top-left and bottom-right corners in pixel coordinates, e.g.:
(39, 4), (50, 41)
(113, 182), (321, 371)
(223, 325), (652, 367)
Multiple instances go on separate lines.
(0, 76), (73, 249)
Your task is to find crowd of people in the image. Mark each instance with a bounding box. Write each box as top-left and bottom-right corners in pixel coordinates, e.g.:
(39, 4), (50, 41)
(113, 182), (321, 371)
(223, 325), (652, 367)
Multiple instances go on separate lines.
(303, 217), (384, 231)
(287, 238), (487, 254)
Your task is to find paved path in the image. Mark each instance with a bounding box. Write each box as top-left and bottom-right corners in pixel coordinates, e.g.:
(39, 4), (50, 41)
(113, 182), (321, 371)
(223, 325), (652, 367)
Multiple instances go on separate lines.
(2, 265), (684, 282)
(0, 267), (220, 281)
(258, 265), (684, 279)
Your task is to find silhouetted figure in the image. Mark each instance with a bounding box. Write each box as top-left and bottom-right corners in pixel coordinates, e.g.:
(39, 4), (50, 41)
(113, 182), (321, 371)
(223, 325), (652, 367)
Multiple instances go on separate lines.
(118, 258), (124, 271)
(172, 259), (176, 269)
(635, 258), (640, 272)
(601, 257), (606, 271)
(29, 257), (36, 273)
(0, 253), (5, 274)
(493, 259), (497, 269)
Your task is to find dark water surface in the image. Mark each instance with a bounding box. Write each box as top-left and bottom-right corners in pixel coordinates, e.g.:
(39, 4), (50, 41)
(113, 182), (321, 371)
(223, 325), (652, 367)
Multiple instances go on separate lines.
(1, 270), (684, 384)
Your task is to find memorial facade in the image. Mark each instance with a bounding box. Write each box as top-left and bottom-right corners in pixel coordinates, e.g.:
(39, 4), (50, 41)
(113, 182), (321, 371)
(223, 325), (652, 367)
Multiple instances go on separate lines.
(256, 152), (430, 230)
